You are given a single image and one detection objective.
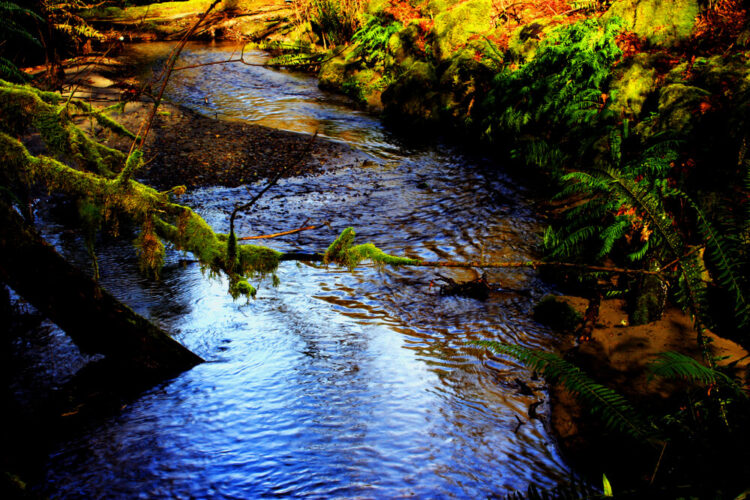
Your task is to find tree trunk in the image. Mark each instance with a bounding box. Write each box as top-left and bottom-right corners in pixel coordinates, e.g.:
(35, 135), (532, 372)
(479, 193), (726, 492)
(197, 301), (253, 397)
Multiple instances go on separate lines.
(0, 202), (203, 384)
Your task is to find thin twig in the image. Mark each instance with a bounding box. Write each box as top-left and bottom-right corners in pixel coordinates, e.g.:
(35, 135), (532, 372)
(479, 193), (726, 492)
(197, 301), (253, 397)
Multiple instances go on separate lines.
(650, 441), (667, 485)
(657, 245), (704, 273)
(275, 253), (678, 275)
(171, 41), (339, 72)
(132, 0), (222, 155)
(238, 222), (327, 240)
(61, 48), (113, 109)
(229, 130), (318, 236)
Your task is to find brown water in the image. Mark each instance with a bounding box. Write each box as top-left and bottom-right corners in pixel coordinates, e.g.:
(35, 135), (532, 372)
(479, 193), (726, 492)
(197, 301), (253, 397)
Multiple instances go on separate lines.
(32, 42), (579, 497)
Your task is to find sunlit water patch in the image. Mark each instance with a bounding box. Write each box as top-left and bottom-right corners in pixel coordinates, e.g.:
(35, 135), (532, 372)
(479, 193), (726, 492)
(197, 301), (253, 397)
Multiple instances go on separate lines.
(33, 43), (579, 498)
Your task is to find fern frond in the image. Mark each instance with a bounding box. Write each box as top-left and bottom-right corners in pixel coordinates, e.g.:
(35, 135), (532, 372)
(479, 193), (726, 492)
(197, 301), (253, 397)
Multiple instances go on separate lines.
(598, 217), (630, 258)
(599, 168), (708, 322)
(649, 351), (748, 399)
(0, 57), (29, 83)
(670, 190), (749, 329)
(473, 341), (654, 440)
(545, 225), (599, 259)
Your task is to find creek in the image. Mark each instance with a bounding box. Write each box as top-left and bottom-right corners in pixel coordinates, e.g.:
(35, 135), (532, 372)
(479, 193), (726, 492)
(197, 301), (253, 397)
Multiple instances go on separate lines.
(31, 42), (577, 497)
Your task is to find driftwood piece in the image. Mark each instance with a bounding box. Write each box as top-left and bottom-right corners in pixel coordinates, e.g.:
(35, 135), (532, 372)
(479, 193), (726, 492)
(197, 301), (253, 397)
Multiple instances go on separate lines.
(0, 202), (203, 384)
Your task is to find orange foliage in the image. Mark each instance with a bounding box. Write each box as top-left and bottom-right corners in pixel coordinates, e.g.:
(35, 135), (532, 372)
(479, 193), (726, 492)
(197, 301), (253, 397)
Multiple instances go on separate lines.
(383, 0), (424, 24)
(383, 0), (434, 55)
(615, 31), (645, 60)
(692, 0), (747, 51)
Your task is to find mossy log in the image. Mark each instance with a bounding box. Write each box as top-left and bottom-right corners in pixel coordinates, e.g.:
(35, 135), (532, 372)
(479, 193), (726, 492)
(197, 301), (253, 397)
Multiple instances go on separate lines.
(0, 201), (203, 382)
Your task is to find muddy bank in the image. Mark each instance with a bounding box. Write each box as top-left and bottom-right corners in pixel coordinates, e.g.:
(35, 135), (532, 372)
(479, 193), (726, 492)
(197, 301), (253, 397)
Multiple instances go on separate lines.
(545, 296), (750, 493)
(64, 59), (366, 190)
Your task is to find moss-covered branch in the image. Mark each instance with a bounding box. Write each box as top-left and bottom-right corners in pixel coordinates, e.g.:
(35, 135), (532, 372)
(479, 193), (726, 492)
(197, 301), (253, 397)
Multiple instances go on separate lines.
(0, 131), (280, 298)
(0, 80), (131, 177)
(323, 227), (421, 269)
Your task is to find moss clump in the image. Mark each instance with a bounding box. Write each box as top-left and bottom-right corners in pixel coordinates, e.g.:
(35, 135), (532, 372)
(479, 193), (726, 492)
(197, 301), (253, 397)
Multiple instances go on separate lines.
(655, 83), (710, 132)
(533, 295), (583, 333)
(381, 60), (441, 126)
(604, 0), (699, 47)
(318, 56), (348, 90)
(609, 54), (658, 118)
(229, 278), (257, 300)
(0, 80), (127, 176)
(430, 0), (494, 61)
(324, 227), (421, 269)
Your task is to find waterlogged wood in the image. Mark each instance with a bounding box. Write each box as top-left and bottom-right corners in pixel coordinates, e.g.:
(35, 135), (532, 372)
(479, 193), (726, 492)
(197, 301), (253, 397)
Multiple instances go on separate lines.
(0, 203), (203, 383)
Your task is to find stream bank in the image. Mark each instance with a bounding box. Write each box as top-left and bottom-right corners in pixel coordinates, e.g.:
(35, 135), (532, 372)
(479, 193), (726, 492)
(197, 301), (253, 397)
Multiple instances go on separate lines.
(7, 0), (744, 492)
(8, 41), (580, 498)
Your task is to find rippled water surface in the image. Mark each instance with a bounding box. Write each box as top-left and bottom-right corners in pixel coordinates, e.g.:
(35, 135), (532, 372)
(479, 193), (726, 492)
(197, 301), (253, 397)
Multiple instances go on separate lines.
(38, 42), (575, 497)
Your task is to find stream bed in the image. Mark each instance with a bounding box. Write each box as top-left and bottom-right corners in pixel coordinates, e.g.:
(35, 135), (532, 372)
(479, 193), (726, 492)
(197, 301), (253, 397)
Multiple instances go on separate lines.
(31, 42), (577, 497)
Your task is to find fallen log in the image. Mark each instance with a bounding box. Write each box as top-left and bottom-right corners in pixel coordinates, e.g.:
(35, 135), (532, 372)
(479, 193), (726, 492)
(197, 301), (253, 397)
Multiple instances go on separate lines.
(0, 201), (203, 384)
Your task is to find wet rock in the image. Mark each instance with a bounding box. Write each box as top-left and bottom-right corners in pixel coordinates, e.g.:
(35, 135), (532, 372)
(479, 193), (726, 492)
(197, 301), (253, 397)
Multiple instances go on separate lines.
(532, 295), (583, 333)
(382, 61), (441, 128)
(430, 0), (493, 61)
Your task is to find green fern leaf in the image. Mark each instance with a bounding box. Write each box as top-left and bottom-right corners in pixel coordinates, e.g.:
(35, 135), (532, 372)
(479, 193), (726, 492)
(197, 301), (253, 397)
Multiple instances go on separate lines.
(473, 341), (654, 440)
(648, 351), (748, 399)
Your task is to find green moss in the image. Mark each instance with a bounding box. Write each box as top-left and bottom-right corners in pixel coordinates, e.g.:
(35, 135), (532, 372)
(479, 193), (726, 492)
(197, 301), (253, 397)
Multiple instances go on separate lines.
(381, 60), (441, 126)
(628, 273), (667, 325)
(430, 0), (494, 61)
(318, 56), (348, 90)
(229, 278), (257, 300)
(426, 0), (463, 16)
(505, 24), (541, 63)
(690, 54), (750, 95)
(0, 81), (125, 176)
(366, 0), (390, 15)
(609, 54), (658, 118)
(342, 76), (367, 104)
(324, 227), (421, 269)
(117, 149), (143, 184)
(72, 100), (137, 140)
(655, 83), (710, 132)
(604, 0), (699, 47)
(438, 50), (494, 123)
(388, 23), (424, 64)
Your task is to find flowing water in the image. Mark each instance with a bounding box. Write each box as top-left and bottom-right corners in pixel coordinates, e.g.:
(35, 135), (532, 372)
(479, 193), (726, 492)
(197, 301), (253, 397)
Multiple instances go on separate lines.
(31, 42), (577, 497)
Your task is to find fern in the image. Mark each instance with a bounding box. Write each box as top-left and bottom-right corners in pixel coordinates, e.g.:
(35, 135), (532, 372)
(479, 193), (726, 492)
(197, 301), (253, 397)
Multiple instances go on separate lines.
(648, 351), (748, 399)
(0, 1), (42, 82)
(0, 57), (29, 82)
(481, 18), (623, 150)
(351, 14), (401, 69)
(473, 341), (654, 440)
(668, 189), (749, 330)
(597, 168), (709, 324)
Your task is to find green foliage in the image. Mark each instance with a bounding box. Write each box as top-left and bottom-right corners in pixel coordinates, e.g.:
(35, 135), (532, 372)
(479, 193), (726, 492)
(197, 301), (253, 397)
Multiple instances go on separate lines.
(648, 351), (748, 400)
(0, 2), (42, 44)
(473, 341), (653, 440)
(669, 190), (750, 329)
(0, 1), (42, 82)
(341, 77), (366, 104)
(547, 163), (712, 327)
(351, 14), (402, 70)
(481, 18), (623, 159)
(307, 0), (364, 46)
(324, 227), (421, 269)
